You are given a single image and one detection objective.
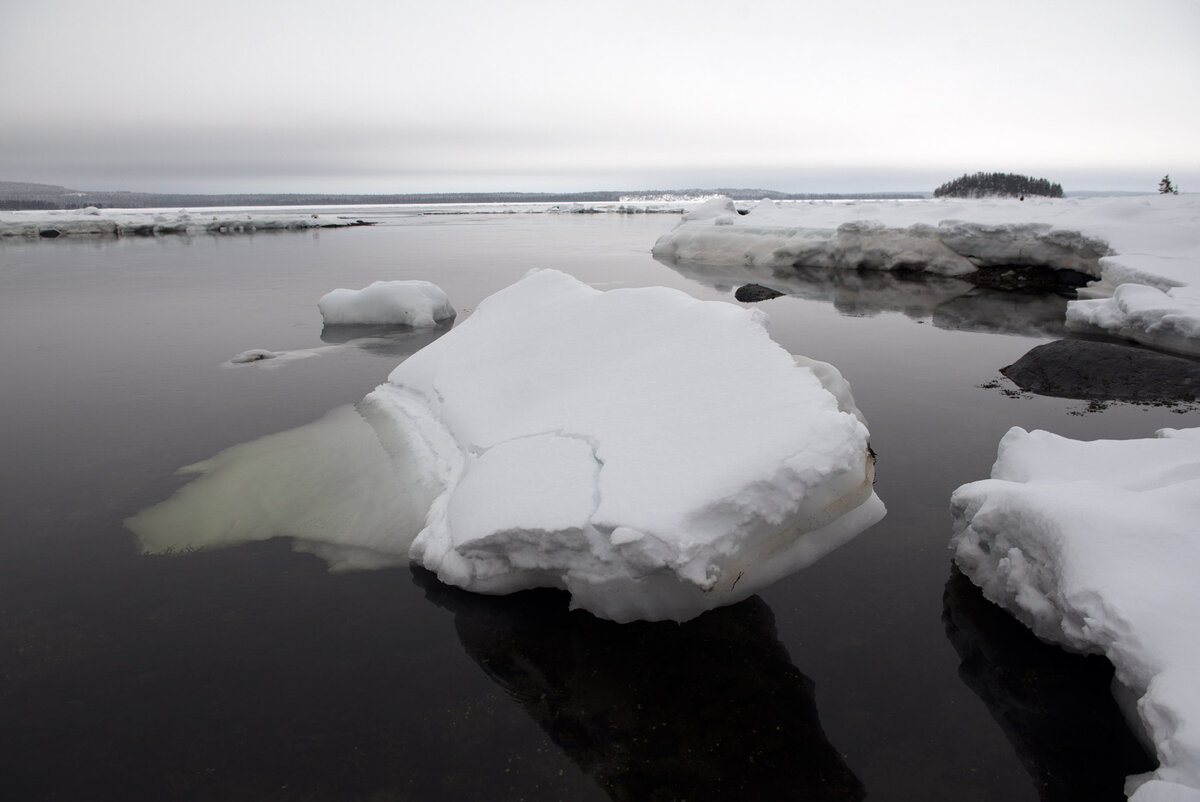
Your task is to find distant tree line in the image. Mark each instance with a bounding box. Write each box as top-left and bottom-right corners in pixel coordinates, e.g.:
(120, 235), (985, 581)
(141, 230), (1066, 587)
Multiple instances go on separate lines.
(933, 172), (1063, 199)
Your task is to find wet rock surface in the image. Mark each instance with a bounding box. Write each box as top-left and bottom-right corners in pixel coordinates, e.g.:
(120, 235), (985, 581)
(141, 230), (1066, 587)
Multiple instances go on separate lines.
(1001, 339), (1200, 401)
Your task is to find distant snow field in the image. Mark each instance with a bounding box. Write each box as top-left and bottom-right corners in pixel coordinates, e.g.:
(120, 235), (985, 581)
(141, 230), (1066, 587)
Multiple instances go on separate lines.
(0, 206), (367, 237)
(951, 427), (1200, 802)
(653, 194), (1200, 357)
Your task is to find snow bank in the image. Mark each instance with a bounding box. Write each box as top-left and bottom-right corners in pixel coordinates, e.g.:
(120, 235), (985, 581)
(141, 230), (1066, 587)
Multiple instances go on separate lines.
(653, 195), (1200, 356)
(317, 280), (455, 327)
(0, 207), (369, 238)
(950, 426), (1200, 802)
(362, 269), (883, 622)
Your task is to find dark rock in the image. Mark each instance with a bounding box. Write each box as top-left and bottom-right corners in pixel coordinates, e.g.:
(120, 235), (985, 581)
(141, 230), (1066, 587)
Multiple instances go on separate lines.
(1001, 339), (1200, 401)
(38, 229), (61, 239)
(735, 283), (785, 302)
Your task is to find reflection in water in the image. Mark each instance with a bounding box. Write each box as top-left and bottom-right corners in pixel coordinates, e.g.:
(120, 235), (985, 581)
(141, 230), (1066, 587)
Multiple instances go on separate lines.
(657, 258), (1070, 338)
(320, 321), (453, 356)
(415, 568), (864, 801)
(942, 569), (1153, 801)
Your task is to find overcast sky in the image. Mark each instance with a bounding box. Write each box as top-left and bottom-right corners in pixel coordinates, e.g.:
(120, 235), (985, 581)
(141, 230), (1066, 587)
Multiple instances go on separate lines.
(2, 0), (1197, 194)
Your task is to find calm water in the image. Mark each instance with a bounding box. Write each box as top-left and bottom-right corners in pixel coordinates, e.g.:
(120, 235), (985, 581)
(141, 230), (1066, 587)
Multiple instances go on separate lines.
(1, 208), (1191, 801)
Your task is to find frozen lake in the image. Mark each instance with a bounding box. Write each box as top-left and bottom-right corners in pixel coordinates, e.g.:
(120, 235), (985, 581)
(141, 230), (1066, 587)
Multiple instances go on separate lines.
(1, 206), (1191, 800)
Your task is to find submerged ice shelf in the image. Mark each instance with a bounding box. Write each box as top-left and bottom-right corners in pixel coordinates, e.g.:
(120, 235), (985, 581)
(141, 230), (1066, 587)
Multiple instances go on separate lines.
(653, 195), (1200, 357)
(130, 269), (884, 622)
(951, 427), (1200, 802)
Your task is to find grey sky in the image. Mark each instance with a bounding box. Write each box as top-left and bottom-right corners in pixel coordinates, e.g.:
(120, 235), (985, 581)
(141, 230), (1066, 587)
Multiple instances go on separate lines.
(2, 0), (1197, 193)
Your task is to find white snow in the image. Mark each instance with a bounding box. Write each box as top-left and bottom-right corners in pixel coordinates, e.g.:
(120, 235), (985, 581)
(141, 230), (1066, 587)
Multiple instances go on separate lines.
(318, 280), (455, 327)
(652, 195), (1200, 356)
(0, 207), (364, 237)
(130, 269), (884, 622)
(367, 269), (884, 622)
(950, 426), (1200, 802)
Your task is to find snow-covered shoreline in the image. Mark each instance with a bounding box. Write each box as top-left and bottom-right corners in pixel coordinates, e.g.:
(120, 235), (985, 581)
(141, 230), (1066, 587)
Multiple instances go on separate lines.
(653, 195), (1200, 357)
(0, 206), (374, 238)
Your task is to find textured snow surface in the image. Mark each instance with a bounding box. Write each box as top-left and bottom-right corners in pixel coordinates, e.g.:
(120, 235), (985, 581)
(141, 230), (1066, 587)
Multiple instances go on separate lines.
(950, 426), (1200, 802)
(653, 195), (1200, 356)
(318, 280), (455, 327)
(130, 269), (883, 622)
(366, 269), (884, 621)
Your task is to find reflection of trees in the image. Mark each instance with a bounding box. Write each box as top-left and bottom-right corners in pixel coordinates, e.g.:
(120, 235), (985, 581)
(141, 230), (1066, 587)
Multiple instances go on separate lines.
(942, 568), (1153, 801)
(415, 568), (864, 802)
(657, 259), (1070, 338)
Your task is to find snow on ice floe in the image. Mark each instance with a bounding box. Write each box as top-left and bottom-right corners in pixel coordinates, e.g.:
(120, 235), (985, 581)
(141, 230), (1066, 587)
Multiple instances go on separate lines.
(317, 280), (455, 327)
(0, 207), (369, 238)
(654, 195), (1200, 357)
(950, 426), (1200, 802)
(130, 269), (884, 622)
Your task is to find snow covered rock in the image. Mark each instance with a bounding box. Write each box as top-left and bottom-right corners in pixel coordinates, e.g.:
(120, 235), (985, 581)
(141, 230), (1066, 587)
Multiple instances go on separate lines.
(317, 280), (455, 327)
(950, 426), (1200, 801)
(365, 269), (884, 622)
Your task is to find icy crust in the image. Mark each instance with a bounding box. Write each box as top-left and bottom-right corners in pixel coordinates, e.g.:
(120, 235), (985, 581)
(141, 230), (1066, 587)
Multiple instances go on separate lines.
(654, 195), (1200, 356)
(950, 427), (1200, 801)
(318, 280), (455, 327)
(363, 269), (884, 622)
(0, 207), (364, 238)
(1067, 285), (1200, 357)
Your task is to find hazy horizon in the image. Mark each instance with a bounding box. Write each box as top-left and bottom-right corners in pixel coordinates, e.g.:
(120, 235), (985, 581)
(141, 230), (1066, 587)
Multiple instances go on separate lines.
(3, 0), (1197, 196)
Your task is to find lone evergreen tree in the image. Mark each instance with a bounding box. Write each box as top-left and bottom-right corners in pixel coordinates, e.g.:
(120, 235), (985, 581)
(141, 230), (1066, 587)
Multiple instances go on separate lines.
(1159, 174), (1180, 194)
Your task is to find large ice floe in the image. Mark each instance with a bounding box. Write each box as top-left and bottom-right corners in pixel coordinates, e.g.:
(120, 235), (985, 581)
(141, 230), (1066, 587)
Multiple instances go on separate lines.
(317, 280), (456, 327)
(130, 269), (884, 622)
(950, 426), (1200, 802)
(653, 194), (1200, 356)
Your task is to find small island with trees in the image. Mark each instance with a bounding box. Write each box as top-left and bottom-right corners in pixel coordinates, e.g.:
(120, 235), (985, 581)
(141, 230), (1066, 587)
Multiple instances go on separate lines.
(934, 172), (1064, 199)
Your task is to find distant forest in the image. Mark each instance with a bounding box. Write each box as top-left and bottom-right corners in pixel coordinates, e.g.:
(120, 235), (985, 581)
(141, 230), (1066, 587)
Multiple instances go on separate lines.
(0, 181), (926, 210)
(933, 172), (1064, 199)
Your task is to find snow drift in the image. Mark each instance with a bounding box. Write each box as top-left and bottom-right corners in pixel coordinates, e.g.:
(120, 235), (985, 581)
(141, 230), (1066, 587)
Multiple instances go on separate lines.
(950, 426), (1200, 802)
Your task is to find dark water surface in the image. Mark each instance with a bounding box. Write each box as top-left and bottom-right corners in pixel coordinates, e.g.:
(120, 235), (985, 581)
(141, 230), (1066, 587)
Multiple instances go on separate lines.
(1, 209), (1189, 800)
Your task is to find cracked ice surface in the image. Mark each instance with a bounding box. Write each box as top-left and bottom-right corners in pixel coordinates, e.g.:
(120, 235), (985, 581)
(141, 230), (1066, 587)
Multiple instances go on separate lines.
(950, 427), (1200, 802)
(363, 269), (885, 622)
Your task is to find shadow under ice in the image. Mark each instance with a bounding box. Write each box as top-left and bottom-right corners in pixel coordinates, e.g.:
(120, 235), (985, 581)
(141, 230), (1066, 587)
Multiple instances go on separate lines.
(942, 568), (1154, 801)
(414, 567), (864, 802)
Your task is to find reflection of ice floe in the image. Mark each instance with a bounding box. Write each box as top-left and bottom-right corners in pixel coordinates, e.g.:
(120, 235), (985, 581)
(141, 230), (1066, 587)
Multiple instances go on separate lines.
(950, 426), (1200, 801)
(133, 269), (884, 623)
(659, 258), (1071, 338)
(225, 327), (453, 369)
(317, 280), (455, 327)
(416, 568), (865, 801)
(942, 568), (1154, 801)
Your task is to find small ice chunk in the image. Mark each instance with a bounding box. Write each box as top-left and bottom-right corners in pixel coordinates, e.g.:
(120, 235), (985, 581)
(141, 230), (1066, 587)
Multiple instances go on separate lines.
(317, 280), (456, 327)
